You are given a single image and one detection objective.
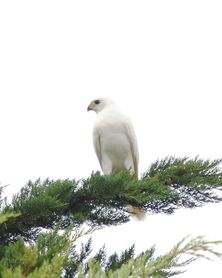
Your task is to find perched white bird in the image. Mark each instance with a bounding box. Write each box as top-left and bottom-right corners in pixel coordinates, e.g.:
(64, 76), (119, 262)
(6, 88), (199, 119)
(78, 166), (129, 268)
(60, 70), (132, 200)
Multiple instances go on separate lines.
(87, 98), (144, 220)
(87, 98), (139, 178)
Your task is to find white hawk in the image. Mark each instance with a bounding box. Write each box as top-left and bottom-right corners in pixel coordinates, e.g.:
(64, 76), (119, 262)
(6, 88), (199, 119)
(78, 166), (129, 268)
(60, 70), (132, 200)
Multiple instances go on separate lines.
(87, 98), (139, 178)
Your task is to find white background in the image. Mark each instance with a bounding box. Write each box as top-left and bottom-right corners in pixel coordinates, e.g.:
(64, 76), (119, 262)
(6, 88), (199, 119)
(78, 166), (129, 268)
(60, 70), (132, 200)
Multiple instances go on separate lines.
(0, 1), (222, 276)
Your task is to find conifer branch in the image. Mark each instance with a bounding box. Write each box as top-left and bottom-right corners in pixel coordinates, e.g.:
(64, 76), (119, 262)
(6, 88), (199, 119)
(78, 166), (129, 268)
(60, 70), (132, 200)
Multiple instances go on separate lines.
(0, 157), (222, 243)
(0, 220), (221, 277)
(79, 236), (222, 278)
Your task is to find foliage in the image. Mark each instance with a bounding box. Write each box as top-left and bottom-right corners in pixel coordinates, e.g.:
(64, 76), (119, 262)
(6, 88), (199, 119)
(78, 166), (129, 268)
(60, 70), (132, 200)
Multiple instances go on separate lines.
(143, 157), (222, 213)
(0, 212), (21, 225)
(0, 221), (221, 278)
(1, 157), (222, 244)
(0, 157), (222, 277)
(81, 236), (222, 278)
(0, 224), (71, 278)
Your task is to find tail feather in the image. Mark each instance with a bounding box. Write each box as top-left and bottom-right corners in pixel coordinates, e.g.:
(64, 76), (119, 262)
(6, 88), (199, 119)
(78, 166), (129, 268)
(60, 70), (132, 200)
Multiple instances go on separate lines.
(127, 205), (146, 221)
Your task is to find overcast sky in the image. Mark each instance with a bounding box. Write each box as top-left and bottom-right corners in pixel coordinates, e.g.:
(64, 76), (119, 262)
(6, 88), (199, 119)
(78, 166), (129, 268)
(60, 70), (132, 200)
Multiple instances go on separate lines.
(0, 1), (222, 277)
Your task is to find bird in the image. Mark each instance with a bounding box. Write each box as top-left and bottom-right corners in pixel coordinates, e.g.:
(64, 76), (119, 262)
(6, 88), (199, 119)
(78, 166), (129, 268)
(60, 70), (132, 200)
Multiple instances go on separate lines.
(87, 97), (139, 178)
(87, 98), (145, 220)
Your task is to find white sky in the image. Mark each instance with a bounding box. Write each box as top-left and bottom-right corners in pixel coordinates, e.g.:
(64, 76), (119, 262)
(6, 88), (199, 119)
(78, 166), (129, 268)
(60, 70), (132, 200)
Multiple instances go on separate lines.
(0, 1), (222, 277)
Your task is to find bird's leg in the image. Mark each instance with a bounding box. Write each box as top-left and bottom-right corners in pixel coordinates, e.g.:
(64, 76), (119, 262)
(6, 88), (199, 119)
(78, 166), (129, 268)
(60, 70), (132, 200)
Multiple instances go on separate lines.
(101, 157), (112, 175)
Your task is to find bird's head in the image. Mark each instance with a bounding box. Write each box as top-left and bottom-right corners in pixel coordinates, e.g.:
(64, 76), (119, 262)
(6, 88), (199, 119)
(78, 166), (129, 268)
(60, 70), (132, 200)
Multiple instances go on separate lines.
(87, 98), (116, 113)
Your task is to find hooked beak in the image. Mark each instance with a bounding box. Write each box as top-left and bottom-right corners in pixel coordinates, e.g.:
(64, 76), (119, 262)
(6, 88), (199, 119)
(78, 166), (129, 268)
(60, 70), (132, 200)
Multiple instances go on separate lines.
(87, 103), (95, 111)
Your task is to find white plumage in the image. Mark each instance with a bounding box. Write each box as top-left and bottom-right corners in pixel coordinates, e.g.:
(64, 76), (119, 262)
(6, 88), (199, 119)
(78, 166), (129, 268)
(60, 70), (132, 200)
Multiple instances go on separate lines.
(87, 98), (139, 178)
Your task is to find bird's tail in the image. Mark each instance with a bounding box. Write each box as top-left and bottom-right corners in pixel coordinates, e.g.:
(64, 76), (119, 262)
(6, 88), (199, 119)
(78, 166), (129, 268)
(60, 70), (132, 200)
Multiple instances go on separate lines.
(127, 205), (146, 221)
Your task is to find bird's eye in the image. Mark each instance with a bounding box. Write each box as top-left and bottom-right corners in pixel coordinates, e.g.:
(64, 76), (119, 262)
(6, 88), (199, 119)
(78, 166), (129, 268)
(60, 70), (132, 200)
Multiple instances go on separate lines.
(94, 100), (100, 105)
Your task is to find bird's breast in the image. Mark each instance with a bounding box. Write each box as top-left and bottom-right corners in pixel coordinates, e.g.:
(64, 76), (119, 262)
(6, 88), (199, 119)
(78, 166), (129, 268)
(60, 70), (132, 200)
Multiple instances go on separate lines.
(100, 132), (130, 157)
(93, 111), (131, 160)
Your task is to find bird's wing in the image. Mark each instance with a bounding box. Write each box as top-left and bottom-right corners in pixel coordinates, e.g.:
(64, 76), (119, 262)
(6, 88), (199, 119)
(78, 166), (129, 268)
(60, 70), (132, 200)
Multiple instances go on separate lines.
(92, 129), (102, 169)
(124, 120), (139, 179)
